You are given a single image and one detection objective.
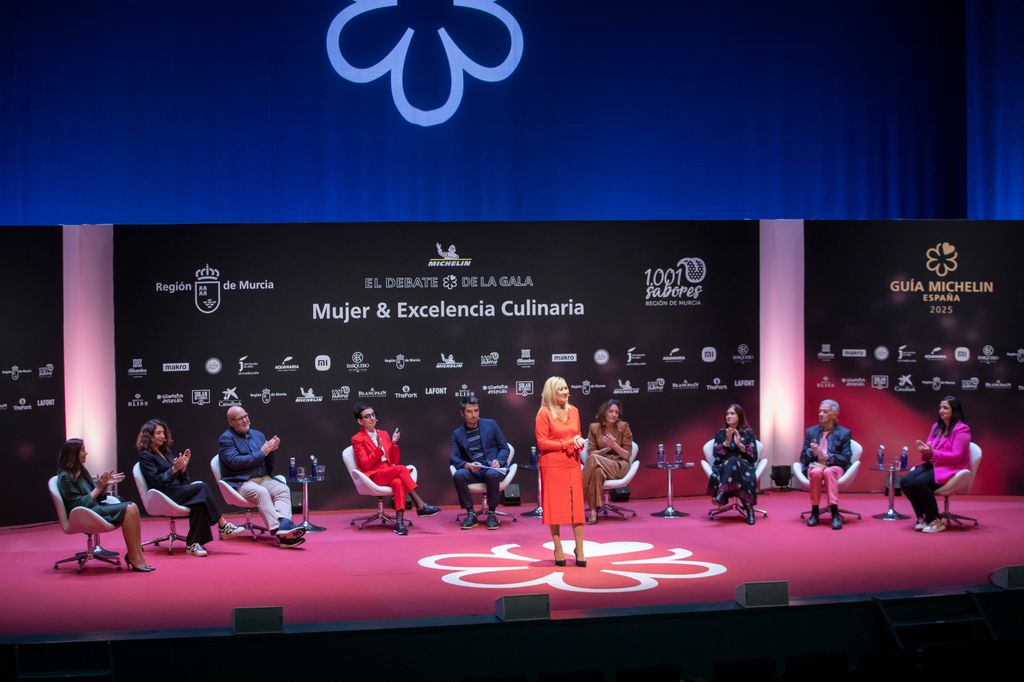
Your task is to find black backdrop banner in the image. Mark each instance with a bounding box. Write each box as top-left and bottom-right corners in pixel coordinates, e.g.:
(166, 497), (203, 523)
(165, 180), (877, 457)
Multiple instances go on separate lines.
(114, 222), (759, 510)
(2, 227), (65, 525)
(805, 220), (1023, 494)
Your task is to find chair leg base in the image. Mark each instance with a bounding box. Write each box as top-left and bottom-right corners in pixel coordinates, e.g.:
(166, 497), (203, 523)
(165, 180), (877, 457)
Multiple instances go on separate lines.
(598, 503), (637, 519)
(143, 531), (189, 555)
(238, 509), (270, 541)
(350, 499), (413, 530)
(939, 511), (978, 528)
(54, 544), (122, 573)
(708, 503), (767, 520)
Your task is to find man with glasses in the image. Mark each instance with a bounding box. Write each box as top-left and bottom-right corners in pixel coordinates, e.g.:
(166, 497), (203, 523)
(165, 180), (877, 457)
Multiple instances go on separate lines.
(351, 402), (440, 535)
(218, 405), (306, 547)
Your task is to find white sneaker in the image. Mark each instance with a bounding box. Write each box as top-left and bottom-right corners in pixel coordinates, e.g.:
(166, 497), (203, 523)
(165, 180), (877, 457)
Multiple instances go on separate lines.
(186, 542), (208, 556)
(219, 522), (246, 539)
(922, 519), (946, 534)
(914, 518), (926, 531)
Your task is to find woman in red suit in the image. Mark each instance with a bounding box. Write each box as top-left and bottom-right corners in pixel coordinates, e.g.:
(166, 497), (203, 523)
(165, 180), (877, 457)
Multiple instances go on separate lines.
(351, 401), (440, 535)
(903, 395), (972, 534)
(535, 376), (587, 567)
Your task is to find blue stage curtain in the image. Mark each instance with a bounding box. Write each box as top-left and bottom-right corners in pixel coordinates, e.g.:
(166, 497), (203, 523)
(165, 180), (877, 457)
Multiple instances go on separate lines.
(0, 1), (981, 224)
(966, 0), (1024, 218)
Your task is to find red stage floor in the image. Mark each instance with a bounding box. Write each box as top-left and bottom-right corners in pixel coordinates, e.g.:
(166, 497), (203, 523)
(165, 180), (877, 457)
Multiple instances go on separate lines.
(3, 493), (1023, 639)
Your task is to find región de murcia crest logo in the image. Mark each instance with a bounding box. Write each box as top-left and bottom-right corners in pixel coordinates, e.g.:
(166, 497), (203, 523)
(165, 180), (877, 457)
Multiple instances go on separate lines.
(195, 264), (221, 314)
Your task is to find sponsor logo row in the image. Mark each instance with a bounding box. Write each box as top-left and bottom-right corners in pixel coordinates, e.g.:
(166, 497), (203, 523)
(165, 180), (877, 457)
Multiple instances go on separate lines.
(1, 364), (56, 381)
(122, 345), (759, 379)
(122, 378), (762, 407)
(0, 397), (58, 412)
(815, 374), (1024, 392)
(816, 344), (1024, 364)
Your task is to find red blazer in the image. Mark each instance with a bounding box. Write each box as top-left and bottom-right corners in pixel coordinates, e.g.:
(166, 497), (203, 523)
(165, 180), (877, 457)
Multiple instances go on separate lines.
(352, 429), (401, 476)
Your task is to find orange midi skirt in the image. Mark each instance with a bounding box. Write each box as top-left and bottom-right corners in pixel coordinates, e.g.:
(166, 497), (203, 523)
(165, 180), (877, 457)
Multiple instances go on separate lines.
(540, 450), (585, 525)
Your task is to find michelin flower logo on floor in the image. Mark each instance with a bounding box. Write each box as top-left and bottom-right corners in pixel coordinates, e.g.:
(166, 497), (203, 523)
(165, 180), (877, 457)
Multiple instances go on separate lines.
(419, 541), (726, 593)
(326, 0), (523, 126)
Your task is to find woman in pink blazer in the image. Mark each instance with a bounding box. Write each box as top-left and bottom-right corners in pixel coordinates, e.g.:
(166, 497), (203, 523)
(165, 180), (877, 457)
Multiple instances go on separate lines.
(902, 396), (972, 534)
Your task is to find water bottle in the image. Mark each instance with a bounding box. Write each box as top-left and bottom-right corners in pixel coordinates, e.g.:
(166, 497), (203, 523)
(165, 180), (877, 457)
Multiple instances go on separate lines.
(657, 443), (665, 466)
(674, 443), (682, 464)
(289, 457), (297, 480)
(309, 455), (317, 480)
(899, 446), (908, 470)
(876, 445), (885, 469)
(530, 446), (538, 467)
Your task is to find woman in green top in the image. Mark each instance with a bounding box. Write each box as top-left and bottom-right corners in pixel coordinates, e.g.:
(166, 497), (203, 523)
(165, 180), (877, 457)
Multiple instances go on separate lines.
(56, 438), (154, 572)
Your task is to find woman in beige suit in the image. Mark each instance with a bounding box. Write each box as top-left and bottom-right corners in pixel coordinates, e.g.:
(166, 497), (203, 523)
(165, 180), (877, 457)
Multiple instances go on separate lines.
(583, 399), (633, 525)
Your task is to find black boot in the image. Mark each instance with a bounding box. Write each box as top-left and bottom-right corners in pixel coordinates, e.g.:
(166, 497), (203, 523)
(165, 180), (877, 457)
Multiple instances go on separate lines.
(830, 504), (843, 530)
(744, 503), (756, 525)
(807, 506), (820, 527)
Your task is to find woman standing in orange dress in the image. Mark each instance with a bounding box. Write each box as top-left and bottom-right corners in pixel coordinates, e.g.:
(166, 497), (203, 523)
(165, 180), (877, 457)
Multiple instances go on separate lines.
(535, 376), (587, 567)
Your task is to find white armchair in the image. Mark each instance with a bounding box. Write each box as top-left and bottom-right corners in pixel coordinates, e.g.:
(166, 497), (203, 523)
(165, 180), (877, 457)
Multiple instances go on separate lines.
(342, 446), (419, 530)
(210, 454), (285, 540)
(48, 476), (122, 572)
(450, 444), (518, 522)
(132, 462), (190, 554)
(934, 442), (983, 528)
(580, 441), (640, 520)
(790, 439), (863, 520)
(701, 439), (768, 520)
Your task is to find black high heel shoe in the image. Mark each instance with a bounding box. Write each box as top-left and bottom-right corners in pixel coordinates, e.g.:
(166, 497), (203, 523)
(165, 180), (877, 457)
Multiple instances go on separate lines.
(554, 549), (566, 566)
(574, 550), (587, 568)
(129, 560), (155, 572)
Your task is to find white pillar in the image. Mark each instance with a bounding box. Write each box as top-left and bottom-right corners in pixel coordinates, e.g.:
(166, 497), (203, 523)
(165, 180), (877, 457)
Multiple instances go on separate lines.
(63, 225), (117, 473)
(759, 220), (804, 481)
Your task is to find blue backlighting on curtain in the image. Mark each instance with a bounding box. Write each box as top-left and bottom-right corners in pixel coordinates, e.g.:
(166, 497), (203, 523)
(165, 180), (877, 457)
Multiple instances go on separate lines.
(0, 1), (1015, 225)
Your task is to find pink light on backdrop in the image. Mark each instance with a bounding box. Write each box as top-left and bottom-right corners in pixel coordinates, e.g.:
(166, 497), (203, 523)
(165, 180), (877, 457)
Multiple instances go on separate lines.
(759, 220), (805, 474)
(63, 225), (118, 474)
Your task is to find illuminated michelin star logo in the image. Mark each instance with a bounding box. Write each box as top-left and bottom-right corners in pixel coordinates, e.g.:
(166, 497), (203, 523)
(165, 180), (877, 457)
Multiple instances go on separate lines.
(925, 242), (958, 277)
(326, 0), (523, 127)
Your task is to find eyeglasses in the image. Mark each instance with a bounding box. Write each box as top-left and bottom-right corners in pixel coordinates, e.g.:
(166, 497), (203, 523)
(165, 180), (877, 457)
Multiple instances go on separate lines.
(360, 412), (377, 420)
(229, 414), (250, 423)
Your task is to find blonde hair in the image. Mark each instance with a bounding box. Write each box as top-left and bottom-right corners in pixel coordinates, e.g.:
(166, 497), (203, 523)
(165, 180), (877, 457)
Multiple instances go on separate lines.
(539, 376), (569, 416)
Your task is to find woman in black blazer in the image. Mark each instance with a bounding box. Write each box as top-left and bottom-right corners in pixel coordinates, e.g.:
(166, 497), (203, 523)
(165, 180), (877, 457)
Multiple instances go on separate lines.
(137, 419), (245, 557)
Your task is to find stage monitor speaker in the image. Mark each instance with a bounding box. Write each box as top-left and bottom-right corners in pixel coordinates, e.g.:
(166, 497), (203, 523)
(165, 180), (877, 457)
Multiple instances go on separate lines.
(502, 483), (521, 505)
(991, 566), (1024, 590)
(495, 594), (549, 621)
(232, 606), (284, 634)
(735, 581), (789, 607)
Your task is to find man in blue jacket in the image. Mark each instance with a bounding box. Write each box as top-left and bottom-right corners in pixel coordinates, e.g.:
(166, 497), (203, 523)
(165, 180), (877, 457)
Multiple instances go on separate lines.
(799, 399), (853, 530)
(450, 396), (510, 530)
(218, 405), (305, 547)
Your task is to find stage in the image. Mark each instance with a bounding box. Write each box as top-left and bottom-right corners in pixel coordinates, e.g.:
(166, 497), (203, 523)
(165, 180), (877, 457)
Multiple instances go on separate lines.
(3, 492), (1022, 641)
